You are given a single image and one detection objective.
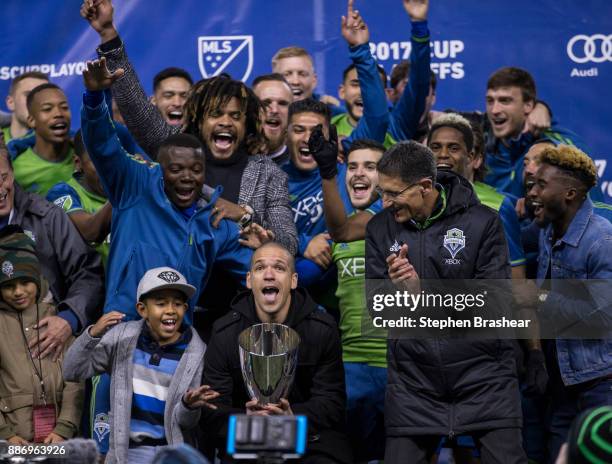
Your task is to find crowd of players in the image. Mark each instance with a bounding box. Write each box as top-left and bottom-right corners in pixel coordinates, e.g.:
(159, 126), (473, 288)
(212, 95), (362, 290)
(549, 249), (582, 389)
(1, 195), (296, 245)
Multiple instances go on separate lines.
(0, 0), (610, 463)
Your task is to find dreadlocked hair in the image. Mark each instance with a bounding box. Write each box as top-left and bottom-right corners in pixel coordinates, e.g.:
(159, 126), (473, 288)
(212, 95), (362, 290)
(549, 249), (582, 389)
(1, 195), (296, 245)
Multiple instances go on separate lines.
(183, 73), (265, 155)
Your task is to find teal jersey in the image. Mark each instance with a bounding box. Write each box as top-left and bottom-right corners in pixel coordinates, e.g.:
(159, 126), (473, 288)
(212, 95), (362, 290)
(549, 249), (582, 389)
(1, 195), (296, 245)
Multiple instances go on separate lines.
(473, 181), (526, 267)
(332, 112), (396, 149)
(1, 126), (12, 143)
(47, 176), (110, 266)
(332, 207), (387, 367)
(13, 146), (74, 197)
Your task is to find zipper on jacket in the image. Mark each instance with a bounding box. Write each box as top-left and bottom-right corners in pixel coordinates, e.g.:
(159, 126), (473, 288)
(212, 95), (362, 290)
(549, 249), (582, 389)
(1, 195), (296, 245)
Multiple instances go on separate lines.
(418, 230), (425, 275)
(176, 212), (198, 271)
(448, 400), (456, 440)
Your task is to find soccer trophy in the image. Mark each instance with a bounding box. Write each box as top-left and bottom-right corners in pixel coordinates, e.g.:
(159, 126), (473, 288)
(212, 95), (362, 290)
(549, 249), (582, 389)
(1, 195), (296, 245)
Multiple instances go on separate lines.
(238, 323), (300, 405)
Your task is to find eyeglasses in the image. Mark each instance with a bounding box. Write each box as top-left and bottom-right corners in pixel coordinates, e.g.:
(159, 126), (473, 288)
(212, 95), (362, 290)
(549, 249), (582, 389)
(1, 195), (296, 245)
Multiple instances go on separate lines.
(375, 178), (430, 200)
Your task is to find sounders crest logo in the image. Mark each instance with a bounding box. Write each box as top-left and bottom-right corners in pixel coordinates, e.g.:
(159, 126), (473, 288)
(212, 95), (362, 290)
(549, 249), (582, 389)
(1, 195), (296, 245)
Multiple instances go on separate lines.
(198, 35), (254, 82)
(53, 195), (73, 211)
(443, 228), (465, 260)
(2, 261), (14, 278)
(94, 413), (110, 441)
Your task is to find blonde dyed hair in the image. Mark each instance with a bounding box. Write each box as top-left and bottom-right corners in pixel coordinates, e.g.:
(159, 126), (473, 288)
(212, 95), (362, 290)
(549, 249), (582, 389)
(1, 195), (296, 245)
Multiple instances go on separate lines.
(539, 144), (597, 190)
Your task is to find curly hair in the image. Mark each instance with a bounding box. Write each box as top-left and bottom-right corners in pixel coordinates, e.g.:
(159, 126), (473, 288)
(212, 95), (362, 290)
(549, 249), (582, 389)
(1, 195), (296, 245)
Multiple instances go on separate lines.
(428, 112), (474, 153)
(182, 73), (264, 155)
(539, 144), (597, 190)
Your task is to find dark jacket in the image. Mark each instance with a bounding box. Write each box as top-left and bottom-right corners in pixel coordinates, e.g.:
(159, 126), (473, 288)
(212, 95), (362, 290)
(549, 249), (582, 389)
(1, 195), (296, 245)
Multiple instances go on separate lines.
(97, 37), (297, 255)
(365, 170), (521, 437)
(11, 184), (105, 331)
(201, 288), (352, 463)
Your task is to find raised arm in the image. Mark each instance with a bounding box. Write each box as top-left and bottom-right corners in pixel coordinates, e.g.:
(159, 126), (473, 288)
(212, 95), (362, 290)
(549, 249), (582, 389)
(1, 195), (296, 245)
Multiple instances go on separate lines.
(388, 0), (431, 142)
(46, 183), (112, 243)
(81, 59), (157, 208)
(309, 124), (375, 242)
(81, 0), (179, 158)
(340, 0), (389, 151)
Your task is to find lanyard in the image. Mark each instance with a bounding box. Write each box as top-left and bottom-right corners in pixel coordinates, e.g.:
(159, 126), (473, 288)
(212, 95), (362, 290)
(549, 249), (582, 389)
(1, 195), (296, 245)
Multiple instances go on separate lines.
(18, 304), (47, 404)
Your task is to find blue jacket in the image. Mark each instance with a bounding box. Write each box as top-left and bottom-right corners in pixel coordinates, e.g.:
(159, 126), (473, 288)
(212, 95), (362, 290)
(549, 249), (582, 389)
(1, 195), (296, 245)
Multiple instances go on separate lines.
(387, 20), (431, 142)
(522, 200), (612, 278)
(81, 96), (252, 324)
(484, 125), (605, 201)
(536, 199), (612, 385)
(334, 21), (430, 151)
(336, 43), (390, 152)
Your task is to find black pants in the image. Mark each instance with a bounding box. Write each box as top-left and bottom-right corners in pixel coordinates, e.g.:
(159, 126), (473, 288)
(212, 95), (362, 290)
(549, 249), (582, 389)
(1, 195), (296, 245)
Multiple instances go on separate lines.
(385, 428), (527, 464)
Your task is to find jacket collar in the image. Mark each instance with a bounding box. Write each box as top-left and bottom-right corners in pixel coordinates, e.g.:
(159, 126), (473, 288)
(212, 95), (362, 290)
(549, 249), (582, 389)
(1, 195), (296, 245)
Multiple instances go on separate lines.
(230, 287), (317, 327)
(140, 320), (192, 348)
(12, 184), (51, 221)
(204, 144), (249, 166)
(545, 198), (593, 248)
(11, 183), (30, 224)
(284, 159), (320, 180)
(405, 170), (479, 230)
(487, 130), (533, 158)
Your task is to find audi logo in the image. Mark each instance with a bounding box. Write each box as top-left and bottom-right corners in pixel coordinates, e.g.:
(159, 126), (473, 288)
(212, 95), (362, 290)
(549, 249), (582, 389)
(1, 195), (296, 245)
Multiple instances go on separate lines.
(566, 34), (612, 64)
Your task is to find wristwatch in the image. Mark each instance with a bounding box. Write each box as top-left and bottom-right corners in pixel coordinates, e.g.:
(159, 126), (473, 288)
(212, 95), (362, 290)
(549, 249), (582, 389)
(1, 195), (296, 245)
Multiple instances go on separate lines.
(238, 204), (254, 229)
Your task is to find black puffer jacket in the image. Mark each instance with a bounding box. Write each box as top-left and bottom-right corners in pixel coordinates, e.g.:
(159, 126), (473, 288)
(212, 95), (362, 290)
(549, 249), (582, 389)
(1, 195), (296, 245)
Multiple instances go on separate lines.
(200, 288), (352, 463)
(365, 170), (521, 437)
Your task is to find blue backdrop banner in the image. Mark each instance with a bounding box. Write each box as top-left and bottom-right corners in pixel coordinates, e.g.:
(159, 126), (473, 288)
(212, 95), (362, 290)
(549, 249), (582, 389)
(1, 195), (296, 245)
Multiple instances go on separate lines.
(1, 0), (610, 200)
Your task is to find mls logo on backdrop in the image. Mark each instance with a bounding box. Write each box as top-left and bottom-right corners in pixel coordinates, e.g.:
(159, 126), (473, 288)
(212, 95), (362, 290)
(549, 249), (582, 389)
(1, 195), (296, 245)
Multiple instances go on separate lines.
(198, 35), (254, 82)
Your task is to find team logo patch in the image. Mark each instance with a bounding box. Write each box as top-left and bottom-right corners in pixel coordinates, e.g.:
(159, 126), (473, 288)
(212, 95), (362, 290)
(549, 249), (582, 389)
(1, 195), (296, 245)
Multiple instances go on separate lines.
(198, 35), (254, 82)
(443, 228), (465, 259)
(389, 240), (402, 253)
(2, 261), (14, 277)
(53, 195), (73, 211)
(24, 230), (36, 243)
(158, 271), (180, 283)
(93, 413), (110, 441)
(129, 153), (156, 168)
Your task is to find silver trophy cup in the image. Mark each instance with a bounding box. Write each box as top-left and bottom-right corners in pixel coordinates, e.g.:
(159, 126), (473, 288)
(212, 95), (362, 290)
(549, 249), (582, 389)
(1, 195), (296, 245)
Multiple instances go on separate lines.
(238, 323), (300, 405)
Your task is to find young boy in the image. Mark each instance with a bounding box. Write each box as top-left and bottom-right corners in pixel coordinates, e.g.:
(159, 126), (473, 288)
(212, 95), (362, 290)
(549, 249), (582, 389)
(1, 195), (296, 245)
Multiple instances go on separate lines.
(11, 83), (74, 196)
(47, 129), (111, 266)
(63, 267), (219, 464)
(0, 226), (83, 444)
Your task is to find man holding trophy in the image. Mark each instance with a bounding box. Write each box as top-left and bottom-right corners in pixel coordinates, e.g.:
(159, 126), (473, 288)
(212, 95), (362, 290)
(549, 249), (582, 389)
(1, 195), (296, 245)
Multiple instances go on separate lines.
(199, 242), (352, 463)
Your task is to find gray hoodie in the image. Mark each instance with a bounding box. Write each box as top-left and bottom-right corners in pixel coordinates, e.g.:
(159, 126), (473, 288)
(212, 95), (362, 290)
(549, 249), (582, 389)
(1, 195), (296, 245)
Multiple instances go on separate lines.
(63, 320), (206, 464)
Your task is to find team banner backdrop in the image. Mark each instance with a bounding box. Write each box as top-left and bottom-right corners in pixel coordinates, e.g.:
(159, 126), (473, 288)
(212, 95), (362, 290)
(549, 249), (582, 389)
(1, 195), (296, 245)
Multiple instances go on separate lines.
(1, 0), (610, 200)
